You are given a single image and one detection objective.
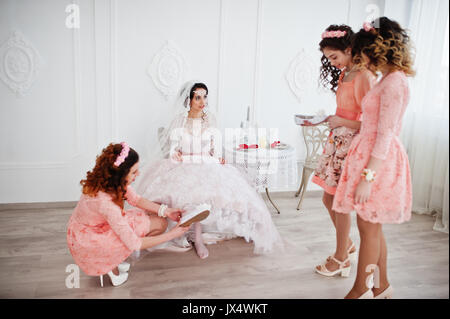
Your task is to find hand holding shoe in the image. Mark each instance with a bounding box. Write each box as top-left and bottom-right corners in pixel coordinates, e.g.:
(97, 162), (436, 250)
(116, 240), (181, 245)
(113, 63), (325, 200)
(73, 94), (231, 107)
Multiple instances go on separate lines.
(168, 222), (190, 239)
(165, 208), (184, 222)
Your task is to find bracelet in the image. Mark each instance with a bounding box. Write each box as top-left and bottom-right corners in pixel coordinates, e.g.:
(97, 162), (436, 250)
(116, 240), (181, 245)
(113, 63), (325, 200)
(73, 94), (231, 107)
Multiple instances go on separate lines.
(158, 204), (168, 218)
(361, 168), (376, 183)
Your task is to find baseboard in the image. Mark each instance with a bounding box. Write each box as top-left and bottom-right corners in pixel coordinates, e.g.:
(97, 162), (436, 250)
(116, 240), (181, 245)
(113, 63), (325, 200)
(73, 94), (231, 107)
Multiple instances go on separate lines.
(0, 201), (77, 212)
(0, 190), (322, 212)
(266, 190), (323, 198)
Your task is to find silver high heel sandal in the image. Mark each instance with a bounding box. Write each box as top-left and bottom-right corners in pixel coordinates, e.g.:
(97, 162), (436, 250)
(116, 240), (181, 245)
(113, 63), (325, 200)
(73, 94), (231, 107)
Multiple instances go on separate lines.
(99, 270), (128, 287)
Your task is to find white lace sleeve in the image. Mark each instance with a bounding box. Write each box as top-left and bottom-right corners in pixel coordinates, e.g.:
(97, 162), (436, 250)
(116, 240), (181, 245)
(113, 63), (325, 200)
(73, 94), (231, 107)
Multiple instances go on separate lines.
(204, 112), (223, 158)
(163, 113), (187, 159)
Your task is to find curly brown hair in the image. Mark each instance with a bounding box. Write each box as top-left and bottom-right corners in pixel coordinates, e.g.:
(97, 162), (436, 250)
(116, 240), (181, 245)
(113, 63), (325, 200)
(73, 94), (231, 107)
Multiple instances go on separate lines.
(319, 24), (355, 93)
(80, 143), (139, 209)
(352, 17), (415, 76)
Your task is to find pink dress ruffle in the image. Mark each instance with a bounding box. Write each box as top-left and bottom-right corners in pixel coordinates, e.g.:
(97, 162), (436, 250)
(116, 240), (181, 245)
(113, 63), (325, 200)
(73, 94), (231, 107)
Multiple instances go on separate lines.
(332, 71), (412, 224)
(66, 186), (150, 276)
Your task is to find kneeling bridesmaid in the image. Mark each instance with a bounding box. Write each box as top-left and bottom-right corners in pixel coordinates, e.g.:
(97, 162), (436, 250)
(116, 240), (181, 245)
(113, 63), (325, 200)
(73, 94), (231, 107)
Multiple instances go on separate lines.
(66, 142), (189, 287)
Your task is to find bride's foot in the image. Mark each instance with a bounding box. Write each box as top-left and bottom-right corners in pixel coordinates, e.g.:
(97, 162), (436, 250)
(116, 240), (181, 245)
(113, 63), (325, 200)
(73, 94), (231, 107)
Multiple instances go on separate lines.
(194, 241), (209, 259)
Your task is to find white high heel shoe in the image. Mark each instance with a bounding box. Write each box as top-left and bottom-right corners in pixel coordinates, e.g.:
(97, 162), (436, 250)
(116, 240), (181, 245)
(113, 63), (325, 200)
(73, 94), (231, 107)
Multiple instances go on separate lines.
(118, 262), (130, 273)
(315, 256), (351, 277)
(99, 270), (128, 287)
(179, 204), (211, 227)
(374, 285), (394, 299)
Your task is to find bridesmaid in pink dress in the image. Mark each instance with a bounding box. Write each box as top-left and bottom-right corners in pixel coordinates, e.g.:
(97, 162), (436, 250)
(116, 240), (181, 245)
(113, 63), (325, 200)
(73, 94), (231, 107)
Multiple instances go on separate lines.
(332, 17), (415, 299)
(308, 24), (375, 278)
(67, 142), (188, 287)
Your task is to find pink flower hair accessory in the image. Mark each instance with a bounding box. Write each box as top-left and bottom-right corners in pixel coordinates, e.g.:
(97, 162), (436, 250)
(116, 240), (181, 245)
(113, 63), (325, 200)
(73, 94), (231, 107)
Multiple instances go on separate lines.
(114, 142), (130, 167)
(321, 30), (347, 39)
(363, 21), (374, 32)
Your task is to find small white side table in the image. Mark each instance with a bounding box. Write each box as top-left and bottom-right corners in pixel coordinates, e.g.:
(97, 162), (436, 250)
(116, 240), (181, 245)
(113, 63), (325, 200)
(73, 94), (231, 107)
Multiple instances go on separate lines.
(224, 145), (298, 214)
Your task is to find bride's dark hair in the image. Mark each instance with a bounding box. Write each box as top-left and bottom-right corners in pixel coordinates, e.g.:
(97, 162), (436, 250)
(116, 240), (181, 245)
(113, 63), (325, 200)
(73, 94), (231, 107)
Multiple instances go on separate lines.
(189, 83), (208, 101)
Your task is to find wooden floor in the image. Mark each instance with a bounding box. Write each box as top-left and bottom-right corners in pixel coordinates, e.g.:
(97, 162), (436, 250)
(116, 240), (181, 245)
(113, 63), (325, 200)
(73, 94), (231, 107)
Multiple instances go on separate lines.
(0, 192), (448, 299)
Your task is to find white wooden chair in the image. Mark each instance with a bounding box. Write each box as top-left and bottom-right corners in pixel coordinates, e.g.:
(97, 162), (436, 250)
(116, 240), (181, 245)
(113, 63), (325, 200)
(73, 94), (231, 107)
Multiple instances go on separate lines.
(295, 124), (330, 211)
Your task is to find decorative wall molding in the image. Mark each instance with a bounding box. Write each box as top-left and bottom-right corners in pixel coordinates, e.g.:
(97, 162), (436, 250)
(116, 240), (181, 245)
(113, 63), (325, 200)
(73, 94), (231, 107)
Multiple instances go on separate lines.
(0, 30), (43, 97)
(110, 0), (118, 140)
(251, 0), (263, 126)
(216, 0), (225, 117)
(72, 0), (82, 157)
(0, 25), (82, 170)
(94, 0), (116, 149)
(285, 49), (316, 103)
(147, 40), (188, 100)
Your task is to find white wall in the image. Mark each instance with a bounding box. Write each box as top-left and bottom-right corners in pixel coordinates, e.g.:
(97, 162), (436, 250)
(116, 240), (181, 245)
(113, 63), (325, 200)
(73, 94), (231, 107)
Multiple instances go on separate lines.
(1, 0), (393, 203)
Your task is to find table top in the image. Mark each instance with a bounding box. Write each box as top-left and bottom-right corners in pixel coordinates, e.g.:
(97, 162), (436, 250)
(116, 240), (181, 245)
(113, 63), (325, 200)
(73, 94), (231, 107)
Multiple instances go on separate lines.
(224, 144), (298, 190)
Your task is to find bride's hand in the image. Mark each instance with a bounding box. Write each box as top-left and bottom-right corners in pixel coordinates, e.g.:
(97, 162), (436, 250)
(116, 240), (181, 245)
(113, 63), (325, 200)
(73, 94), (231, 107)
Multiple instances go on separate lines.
(171, 150), (183, 162)
(218, 157), (226, 164)
(165, 208), (184, 222)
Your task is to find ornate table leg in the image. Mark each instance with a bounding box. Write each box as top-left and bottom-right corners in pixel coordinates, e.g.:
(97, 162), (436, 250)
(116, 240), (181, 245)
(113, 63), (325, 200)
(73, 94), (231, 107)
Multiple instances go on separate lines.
(265, 188), (280, 214)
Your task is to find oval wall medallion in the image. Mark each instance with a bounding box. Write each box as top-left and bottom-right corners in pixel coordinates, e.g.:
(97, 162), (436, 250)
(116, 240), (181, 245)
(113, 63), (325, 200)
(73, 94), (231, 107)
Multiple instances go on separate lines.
(285, 49), (316, 103)
(0, 30), (43, 97)
(147, 40), (188, 100)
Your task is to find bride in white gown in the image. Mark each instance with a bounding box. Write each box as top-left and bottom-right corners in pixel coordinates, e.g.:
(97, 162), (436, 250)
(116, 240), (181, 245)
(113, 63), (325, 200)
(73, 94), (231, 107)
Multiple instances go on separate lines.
(136, 81), (284, 259)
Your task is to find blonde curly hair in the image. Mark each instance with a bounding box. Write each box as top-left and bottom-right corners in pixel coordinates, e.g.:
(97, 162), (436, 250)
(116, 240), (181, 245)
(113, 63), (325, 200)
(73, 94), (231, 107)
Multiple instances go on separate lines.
(352, 17), (415, 76)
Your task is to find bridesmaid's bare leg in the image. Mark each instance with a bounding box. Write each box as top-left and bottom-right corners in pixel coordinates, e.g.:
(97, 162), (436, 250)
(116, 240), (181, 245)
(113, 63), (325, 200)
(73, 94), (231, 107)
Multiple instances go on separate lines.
(322, 192), (337, 227)
(146, 215), (168, 236)
(373, 231), (390, 296)
(194, 222), (209, 259)
(345, 215), (381, 299)
(317, 193), (354, 271)
(111, 267), (120, 275)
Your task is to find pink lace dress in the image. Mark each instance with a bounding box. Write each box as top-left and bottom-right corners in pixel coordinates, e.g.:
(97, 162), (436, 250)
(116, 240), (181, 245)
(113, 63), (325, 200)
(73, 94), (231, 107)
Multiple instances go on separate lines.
(66, 186), (150, 276)
(312, 70), (375, 194)
(333, 71), (412, 224)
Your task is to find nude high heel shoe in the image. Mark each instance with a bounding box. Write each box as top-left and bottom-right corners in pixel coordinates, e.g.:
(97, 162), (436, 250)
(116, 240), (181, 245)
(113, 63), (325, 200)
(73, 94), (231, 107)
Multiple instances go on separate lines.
(347, 242), (357, 263)
(325, 242), (357, 263)
(358, 289), (374, 299)
(374, 285), (394, 299)
(315, 256), (351, 277)
(99, 270), (129, 287)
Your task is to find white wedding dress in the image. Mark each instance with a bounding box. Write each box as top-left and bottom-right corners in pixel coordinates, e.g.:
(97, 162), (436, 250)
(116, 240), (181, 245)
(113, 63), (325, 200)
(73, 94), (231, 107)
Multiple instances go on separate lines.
(136, 112), (284, 254)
